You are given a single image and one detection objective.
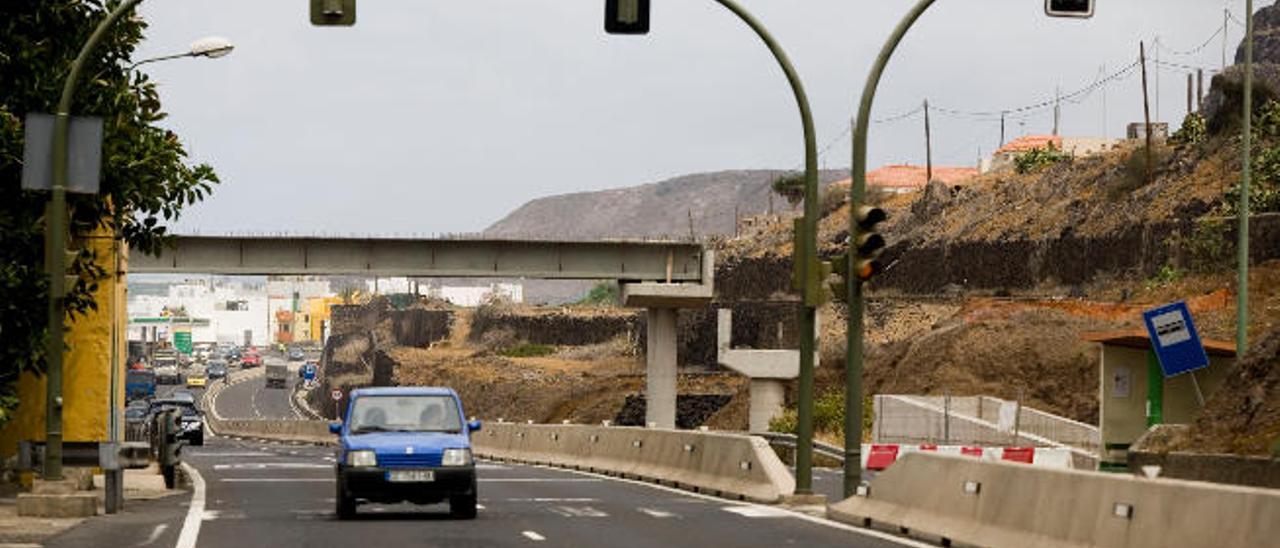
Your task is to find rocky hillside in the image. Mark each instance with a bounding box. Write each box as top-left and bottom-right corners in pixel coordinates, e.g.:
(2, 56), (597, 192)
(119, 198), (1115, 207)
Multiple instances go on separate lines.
(484, 169), (847, 240)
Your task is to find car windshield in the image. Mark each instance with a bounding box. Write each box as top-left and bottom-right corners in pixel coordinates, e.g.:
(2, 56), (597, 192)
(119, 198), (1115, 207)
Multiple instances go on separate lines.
(348, 395), (462, 433)
(126, 371), (154, 383)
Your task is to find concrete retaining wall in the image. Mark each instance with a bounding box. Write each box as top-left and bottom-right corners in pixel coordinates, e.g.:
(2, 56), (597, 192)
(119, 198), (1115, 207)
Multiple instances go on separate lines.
(829, 452), (1280, 548)
(1128, 450), (1280, 489)
(472, 422), (794, 503)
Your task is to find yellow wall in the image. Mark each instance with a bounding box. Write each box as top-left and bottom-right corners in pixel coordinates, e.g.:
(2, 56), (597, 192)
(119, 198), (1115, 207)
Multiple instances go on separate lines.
(307, 296), (341, 342)
(0, 230), (126, 458)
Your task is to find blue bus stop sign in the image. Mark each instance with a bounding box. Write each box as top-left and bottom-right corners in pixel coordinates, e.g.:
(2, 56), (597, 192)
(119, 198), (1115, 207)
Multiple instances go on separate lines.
(1142, 301), (1210, 377)
(302, 363), (317, 381)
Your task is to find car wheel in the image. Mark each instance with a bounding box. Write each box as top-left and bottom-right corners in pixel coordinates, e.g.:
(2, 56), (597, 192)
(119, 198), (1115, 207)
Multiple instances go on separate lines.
(191, 432), (204, 446)
(335, 477), (356, 519)
(449, 492), (477, 520)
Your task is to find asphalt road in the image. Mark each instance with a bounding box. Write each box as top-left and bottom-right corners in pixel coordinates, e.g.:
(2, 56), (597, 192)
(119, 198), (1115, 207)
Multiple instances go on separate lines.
(213, 358), (300, 420)
(75, 356), (905, 547)
(45, 434), (919, 548)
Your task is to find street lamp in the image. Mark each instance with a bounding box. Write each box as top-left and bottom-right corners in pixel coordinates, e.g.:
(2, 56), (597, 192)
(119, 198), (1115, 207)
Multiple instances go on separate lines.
(127, 35), (234, 71)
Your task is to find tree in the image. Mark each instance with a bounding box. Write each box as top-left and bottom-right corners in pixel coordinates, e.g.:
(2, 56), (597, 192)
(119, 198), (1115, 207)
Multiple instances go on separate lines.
(771, 173), (804, 208)
(0, 1), (219, 424)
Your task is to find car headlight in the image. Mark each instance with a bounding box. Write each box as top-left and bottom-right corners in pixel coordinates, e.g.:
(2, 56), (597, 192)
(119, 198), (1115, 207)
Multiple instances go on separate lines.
(346, 450), (377, 467)
(442, 448), (472, 467)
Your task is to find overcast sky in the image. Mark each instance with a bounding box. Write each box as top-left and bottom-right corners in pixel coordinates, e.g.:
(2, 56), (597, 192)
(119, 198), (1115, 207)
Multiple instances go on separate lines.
(134, 0), (1249, 236)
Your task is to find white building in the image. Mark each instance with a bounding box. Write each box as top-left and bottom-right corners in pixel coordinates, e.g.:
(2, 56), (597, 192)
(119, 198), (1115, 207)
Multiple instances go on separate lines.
(266, 276), (334, 341)
(128, 278), (269, 345)
(364, 277), (524, 307)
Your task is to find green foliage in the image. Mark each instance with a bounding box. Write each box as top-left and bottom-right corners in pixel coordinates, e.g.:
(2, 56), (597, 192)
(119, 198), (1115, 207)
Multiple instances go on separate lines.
(1013, 143), (1070, 174)
(771, 173), (805, 207)
(0, 1), (218, 426)
(1167, 218), (1230, 274)
(767, 390), (875, 443)
(1171, 112), (1207, 146)
(575, 281), (619, 306)
(500, 343), (556, 358)
(1144, 264), (1184, 290)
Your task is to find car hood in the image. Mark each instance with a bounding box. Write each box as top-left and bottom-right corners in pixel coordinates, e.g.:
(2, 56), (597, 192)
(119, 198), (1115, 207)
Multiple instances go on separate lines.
(344, 431), (469, 453)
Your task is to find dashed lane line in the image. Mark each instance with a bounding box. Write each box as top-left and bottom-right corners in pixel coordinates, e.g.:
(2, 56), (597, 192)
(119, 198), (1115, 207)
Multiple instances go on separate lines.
(638, 507), (677, 518)
(521, 531), (546, 542)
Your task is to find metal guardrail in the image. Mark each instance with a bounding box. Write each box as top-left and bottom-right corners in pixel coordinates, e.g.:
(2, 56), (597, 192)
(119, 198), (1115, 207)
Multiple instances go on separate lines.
(752, 431), (846, 463)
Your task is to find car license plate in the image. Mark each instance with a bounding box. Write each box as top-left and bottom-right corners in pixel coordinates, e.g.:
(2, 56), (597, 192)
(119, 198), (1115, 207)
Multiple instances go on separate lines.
(386, 470), (434, 483)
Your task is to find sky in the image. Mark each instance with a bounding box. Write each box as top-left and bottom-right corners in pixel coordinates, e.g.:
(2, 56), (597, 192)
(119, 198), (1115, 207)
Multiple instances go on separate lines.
(132, 0), (1251, 236)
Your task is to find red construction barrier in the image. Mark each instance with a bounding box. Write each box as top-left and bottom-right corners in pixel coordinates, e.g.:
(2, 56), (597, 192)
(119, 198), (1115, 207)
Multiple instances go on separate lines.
(866, 444), (900, 470)
(960, 446), (984, 457)
(919, 444), (938, 451)
(1001, 446), (1035, 464)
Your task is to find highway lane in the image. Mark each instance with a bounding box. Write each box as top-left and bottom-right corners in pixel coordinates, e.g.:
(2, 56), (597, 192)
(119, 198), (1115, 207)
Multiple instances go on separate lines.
(170, 436), (919, 548)
(213, 358), (299, 420)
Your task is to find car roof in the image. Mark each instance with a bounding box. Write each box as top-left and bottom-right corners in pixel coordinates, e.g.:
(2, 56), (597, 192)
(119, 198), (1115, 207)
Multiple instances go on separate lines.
(351, 386), (457, 398)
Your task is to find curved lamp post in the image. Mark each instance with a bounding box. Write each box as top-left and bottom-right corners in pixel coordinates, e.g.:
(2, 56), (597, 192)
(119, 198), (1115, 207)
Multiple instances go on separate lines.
(127, 35), (235, 71)
(44, 2), (232, 481)
(707, 0), (820, 496)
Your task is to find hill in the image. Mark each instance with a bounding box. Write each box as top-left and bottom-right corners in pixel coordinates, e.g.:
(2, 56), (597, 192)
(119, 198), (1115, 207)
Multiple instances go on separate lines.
(483, 169), (847, 240)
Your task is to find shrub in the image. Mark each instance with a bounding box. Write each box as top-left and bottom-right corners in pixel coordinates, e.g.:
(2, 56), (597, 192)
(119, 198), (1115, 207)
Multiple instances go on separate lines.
(1171, 112), (1207, 146)
(1013, 143), (1070, 174)
(575, 281), (619, 306)
(771, 173), (805, 207)
(500, 343), (556, 358)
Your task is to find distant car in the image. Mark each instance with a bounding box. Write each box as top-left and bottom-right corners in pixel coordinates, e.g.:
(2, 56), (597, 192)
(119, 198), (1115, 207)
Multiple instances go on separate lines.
(124, 401), (149, 424)
(170, 390), (197, 404)
(147, 397), (204, 446)
(288, 348), (305, 361)
(206, 361), (229, 379)
(125, 369), (156, 402)
(186, 373), (207, 389)
(241, 352), (261, 368)
(154, 365), (182, 385)
(224, 347), (242, 361)
(331, 387), (482, 519)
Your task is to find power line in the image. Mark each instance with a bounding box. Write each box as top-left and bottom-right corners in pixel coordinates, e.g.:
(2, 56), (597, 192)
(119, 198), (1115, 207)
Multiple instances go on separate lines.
(1154, 26), (1224, 56)
(1226, 9), (1248, 29)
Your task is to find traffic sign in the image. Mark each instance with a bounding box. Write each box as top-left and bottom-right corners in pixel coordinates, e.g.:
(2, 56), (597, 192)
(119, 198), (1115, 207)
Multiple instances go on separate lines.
(1142, 301), (1209, 377)
(331, 389), (343, 401)
(302, 364), (317, 381)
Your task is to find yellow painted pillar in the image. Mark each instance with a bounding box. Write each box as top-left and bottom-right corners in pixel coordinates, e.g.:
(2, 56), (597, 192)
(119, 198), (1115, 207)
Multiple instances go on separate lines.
(0, 227), (126, 458)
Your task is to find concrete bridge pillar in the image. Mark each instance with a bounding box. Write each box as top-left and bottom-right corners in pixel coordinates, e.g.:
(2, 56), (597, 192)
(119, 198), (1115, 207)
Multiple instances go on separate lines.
(622, 250), (715, 430)
(717, 308), (818, 433)
(645, 308), (678, 429)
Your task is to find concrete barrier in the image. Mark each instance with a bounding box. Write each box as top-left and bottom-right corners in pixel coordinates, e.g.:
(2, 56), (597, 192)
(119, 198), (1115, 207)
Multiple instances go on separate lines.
(829, 452), (1280, 548)
(207, 418), (333, 445)
(473, 422), (794, 503)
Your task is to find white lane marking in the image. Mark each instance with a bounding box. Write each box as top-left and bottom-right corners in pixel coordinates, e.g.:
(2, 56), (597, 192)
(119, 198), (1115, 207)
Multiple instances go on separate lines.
(478, 478), (601, 483)
(475, 463), (510, 470)
(184, 452), (275, 458)
(722, 506), (791, 518)
(520, 463), (936, 548)
(548, 506), (608, 517)
(507, 497), (599, 503)
(521, 531), (545, 542)
(136, 523), (167, 546)
(476, 504), (486, 510)
(249, 379), (264, 418)
(212, 463), (330, 470)
(638, 507), (676, 518)
(220, 478), (330, 483)
(175, 463), (206, 548)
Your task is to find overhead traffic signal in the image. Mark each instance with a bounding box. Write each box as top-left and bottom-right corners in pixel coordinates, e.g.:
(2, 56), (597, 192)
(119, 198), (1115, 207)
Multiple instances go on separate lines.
(605, 0), (651, 35)
(1045, 0), (1094, 18)
(311, 0), (356, 26)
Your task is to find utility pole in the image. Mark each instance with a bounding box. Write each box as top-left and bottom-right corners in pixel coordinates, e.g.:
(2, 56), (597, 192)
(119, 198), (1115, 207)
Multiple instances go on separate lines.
(924, 99), (933, 182)
(1140, 41), (1154, 184)
(1052, 86), (1061, 136)
(1187, 73), (1193, 118)
(1239, 0), (1255, 358)
(1101, 64), (1109, 139)
(999, 110), (1006, 147)
(1224, 8), (1231, 71)
(1154, 35), (1161, 123)
(1197, 69), (1205, 111)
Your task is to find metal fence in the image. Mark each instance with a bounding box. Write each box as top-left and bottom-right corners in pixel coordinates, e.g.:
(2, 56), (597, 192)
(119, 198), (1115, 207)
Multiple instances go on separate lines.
(872, 395), (1100, 456)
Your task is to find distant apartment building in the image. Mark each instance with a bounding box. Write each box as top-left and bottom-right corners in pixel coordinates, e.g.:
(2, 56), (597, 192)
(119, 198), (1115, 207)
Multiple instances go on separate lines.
(365, 277), (524, 307)
(267, 276), (333, 344)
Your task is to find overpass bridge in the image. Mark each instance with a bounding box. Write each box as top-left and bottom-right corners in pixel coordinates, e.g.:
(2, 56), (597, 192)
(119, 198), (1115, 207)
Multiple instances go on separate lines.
(131, 235), (714, 428)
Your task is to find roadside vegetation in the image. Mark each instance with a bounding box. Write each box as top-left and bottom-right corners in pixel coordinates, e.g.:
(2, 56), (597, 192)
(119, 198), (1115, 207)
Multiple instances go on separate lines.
(0, 3), (218, 426)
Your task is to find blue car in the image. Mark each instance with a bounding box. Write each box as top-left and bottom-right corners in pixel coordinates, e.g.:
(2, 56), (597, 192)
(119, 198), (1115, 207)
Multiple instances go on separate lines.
(330, 387), (482, 519)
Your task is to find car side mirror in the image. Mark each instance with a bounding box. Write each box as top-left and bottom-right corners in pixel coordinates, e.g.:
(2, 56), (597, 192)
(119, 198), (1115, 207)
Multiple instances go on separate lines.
(329, 422), (342, 435)
(467, 420), (482, 433)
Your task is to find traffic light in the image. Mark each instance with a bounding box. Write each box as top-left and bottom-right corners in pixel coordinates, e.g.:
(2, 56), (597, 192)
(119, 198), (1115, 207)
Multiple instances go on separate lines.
(1045, 0), (1094, 18)
(853, 205), (887, 282)
(605, 0), (651, 35)
(311, 0), (356, 26)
